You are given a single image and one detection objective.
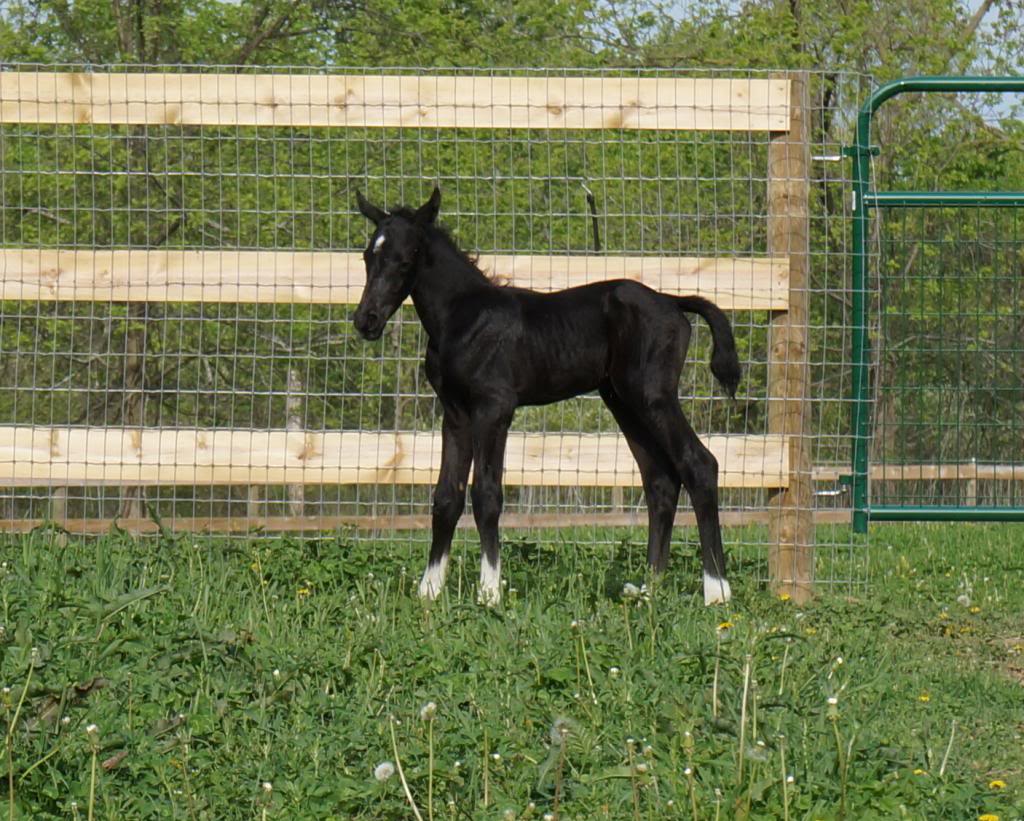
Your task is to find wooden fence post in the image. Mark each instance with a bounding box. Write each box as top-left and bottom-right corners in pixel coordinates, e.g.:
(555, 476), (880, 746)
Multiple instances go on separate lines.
(767, 72), (814, 603)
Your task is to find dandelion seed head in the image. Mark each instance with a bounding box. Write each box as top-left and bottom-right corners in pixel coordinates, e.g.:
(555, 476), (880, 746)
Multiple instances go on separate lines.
(622, 582), (641, 599)
(786, 774), (795, 784)
(827, 696), (838, 706)
(609, 666), (621, 678)
(419, 701), (437, 721)
(373, 761), (395, 782)
(491, 752), (502, 763)
(543, 814), (556, 821)
(634, 762), (648, 774)
(262, 781), (273, 793)
(956, 594), (971, 607)
(684, 767), (693, 776)
(272, 669), (281, 679)
(85, 723), (98, 735)
(61, 716), (71, 726)
(570, 619), (580, 630)
(502, 810), (516, 821)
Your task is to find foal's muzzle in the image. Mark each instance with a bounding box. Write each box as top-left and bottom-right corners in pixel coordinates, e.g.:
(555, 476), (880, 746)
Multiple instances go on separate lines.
(353, 308), (384, 341)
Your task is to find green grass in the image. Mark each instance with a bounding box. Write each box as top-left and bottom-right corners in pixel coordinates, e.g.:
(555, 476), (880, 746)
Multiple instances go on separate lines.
(1, 524), (1021, 820)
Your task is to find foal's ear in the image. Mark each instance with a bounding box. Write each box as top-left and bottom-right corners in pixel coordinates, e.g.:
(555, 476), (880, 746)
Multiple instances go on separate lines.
(356, 190), (387, 225)
(414, 186), (441, 225)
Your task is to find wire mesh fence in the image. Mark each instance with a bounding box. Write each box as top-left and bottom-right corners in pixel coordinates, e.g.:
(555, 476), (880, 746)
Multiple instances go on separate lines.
(0, 65), (871, 594)
(874, 205), (1024, 509)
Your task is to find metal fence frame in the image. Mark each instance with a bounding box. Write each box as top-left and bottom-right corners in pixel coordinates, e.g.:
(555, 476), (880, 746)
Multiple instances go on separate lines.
(849, 75), (1024, 532)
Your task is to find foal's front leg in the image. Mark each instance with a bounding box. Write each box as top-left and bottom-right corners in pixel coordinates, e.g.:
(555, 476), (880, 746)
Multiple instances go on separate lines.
(470, 404), (513, 606)
(419, 412), (472, 599)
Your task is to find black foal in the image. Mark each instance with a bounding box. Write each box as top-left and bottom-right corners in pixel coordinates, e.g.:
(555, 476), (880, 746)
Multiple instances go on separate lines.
(353, 187), (741, 606)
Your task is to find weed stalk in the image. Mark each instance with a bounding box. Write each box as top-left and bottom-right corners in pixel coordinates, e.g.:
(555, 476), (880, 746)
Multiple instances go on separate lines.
(389, 716), (424, 821)
(736, 654), (751, 786)
(5, 655), (36, 821)
(938, 719), (957, 777)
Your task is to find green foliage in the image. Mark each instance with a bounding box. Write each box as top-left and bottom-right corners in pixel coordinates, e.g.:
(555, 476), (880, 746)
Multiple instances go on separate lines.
(1, 524), (1022, 818)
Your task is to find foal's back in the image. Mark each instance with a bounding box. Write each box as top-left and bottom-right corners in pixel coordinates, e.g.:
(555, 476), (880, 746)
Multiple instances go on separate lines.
(442, 279), (689, 407)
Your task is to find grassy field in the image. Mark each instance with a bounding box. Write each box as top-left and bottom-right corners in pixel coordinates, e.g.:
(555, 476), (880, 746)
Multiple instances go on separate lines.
(1, 523), (1021, 820)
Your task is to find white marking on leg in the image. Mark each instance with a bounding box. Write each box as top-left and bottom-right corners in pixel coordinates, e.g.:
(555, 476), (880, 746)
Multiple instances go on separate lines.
(418, 554), (449, 600)
(704, 572), (732, 606)
(372, 233), (386, 253)
(478, 554), (502, 607)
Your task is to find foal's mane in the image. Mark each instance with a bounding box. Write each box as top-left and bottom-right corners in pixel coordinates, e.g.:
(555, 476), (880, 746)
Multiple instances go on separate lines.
(393, 206), (505, 286)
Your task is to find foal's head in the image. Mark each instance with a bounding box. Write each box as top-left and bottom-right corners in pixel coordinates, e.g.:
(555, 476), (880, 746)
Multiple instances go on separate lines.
(353, 187), (441, 340)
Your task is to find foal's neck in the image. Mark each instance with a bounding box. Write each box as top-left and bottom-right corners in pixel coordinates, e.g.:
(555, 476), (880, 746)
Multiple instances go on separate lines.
(410, 227), (492, 342)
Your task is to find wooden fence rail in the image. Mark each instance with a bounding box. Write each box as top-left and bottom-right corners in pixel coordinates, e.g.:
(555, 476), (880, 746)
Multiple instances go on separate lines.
(0, 249), (789, 309)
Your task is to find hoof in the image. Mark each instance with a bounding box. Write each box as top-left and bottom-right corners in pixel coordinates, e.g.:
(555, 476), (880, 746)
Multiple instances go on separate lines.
(418, 557), (449, 600)
(703, 573), (732, 606)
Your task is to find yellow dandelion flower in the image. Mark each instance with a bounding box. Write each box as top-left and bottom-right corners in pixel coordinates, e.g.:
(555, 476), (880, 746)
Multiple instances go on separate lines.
(913, 768), (927, 776)
(804, 627), (817, 636)
(250, 562), (260, 572)
(297, 587), (311, 597)
(917, 693), (931, 703)
(988, 779), (1006, 789)
(717, 621), (734, 631)
(778, 592), (791, 602)
(969, 605), (981, 614)
(978, 814), (1000, 821)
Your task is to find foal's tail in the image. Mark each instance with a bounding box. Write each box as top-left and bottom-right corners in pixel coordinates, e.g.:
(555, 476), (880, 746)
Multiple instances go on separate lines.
(676, 296), (742, 398)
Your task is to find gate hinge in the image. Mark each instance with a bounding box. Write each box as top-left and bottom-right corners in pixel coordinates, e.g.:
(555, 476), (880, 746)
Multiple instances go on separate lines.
(841, 144), (881, 158)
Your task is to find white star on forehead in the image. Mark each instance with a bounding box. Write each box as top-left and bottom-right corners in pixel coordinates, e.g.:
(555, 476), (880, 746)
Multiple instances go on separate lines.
(372, 234), (386, 253)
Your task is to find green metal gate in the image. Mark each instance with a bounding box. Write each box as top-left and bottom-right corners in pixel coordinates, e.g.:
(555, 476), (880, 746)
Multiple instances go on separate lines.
(850, 77), (1024, 532)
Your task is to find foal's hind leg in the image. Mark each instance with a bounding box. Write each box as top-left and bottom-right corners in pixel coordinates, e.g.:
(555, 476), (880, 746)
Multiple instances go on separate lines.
(633, 398), (730, 604)
(599, 383), (680, 572)
(419, 412), (473, 599)
(608, 366), (730, 604)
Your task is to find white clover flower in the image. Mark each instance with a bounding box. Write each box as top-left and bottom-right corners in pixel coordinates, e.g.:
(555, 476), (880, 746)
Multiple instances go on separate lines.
(609, 666), (621, 678)
(374, 761), (395, 782)
(491, 752), (502, 763)
(684, 767), (693, 776)
(261, 781), (273, 793)
(634, 762), (648, 774)
(786, 774), (795, 784)
(420, 701), (437, 721)
(85, 723), (98, 735)
(272, 669), (281, 679)
(827, 696), (838, 705)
